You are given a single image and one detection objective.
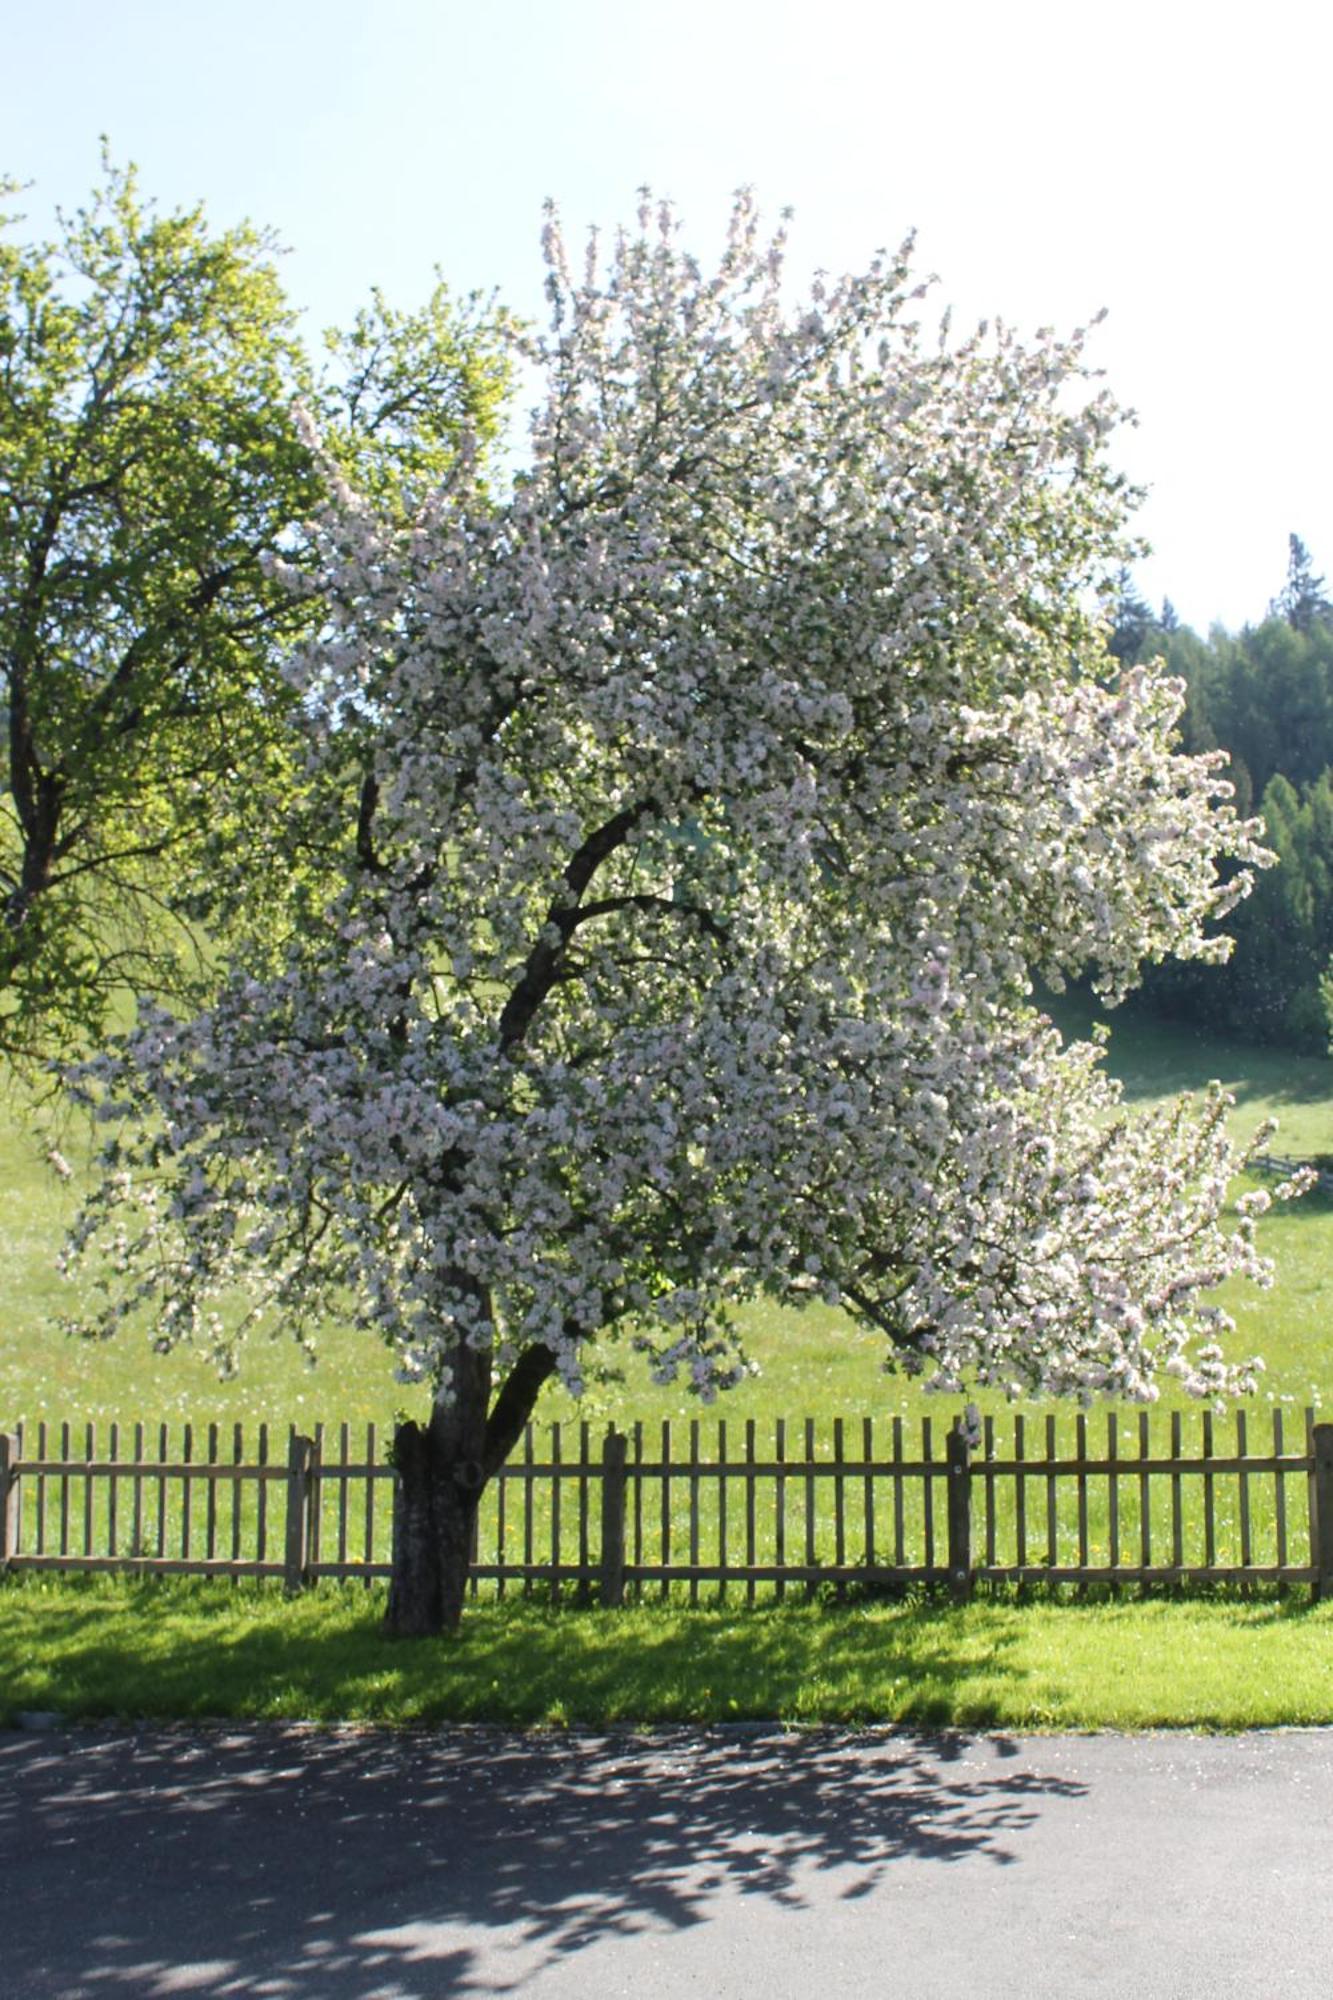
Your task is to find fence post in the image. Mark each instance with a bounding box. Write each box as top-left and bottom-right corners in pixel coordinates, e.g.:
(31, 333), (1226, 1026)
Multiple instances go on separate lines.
(285, 1432), (315, 1592)
(946, 1423), (972, 1603)
(599, 1427), (628, 1607)
(1313, 1424), (1333, 1602)
(0, 1433), (18, 1570)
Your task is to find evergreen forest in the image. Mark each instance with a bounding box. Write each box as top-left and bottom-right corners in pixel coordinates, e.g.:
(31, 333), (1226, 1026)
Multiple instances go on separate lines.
(1111, 536), (1333, 1055)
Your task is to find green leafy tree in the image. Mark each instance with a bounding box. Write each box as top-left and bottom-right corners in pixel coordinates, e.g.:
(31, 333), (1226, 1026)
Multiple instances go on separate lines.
(0, 153), (512, 1069)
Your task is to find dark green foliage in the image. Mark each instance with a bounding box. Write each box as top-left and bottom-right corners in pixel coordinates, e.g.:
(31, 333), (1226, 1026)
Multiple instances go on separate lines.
(1109, 540), (1333, 1053)
(1193, 769), (1333, 1047)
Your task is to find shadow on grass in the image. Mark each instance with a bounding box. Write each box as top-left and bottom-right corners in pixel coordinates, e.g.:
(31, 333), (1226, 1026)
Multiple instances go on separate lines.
(0, 1702), (1083, 1997)
(1, 1581), (1034, 1730)
(1041, 987), (1333, 1113)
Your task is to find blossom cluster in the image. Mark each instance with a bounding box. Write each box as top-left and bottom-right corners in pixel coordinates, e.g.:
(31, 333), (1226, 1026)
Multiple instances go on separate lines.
(67, 192), (1280, 1411)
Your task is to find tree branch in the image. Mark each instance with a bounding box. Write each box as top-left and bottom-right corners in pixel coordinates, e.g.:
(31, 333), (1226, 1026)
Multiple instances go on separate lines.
(496, 799), (653, 1053)
(481, 1341), (558, 1477)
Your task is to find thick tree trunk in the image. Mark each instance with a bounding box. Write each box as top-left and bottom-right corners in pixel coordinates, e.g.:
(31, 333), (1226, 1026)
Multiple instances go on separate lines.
(383, 1415), (483, 1634)
(384, 1335), (558, 1636)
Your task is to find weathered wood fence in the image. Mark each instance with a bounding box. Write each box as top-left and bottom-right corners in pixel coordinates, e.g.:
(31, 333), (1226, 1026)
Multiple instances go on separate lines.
(2, 1409), (1331, 1602)
(1250, 1152), (1333, 1193)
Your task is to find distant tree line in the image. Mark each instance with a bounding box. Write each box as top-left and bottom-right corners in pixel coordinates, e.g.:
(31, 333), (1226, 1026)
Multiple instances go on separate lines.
(1111, 536), (1333, 1052)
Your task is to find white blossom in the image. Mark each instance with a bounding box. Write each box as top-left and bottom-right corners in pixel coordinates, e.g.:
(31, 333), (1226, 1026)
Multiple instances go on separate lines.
(65, 192), (1278, 1412)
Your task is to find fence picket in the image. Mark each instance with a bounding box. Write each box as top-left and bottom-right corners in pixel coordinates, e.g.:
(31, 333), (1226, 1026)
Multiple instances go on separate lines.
(1139, 1412), (1151, 1573)
(862, 1416), (875, 1569)
(83, 1423), (94, 1558)
(157, 1422), (168, 1559)
(804, 1417), (816, 1598)
(232, 1423), (245, 1567)
(107, 1423), (119, 1558)
(256, 1424), (269, 1565)
(745, 1419), (756, 1605)
(60, 1421), (70, 1557)
(365, 1422), (377, 1579)
(310, 1425), (323, 1572)
(132, 1422), (144, 1560)
(206, 1423), (219, 1562)
(1274, 1409), (1288, 1571)
(577, 1421), (591, 1601)
(550, 1422), (562, 1606)
(1203, 1410), (1216, 1567)
(689, 1418), (700, 1607)
(1315, 1418), (1333, 1601)
(1170, 1411), (1183, 1574)
(0, 1432), (17, 1566)
(1076, 1413), (1089, 1575)
(181, 1423), (192, 1561)
(1107, 1414), (1119, 1577)
(659, 1419), (671, 1601)
(833, 1417), (846, 1580)
(947, 1422), (970, 1601)
(717, 1419), (728, 1600)
(633, 1421), (644, 1598)
(775, 1418), (786, 1601)
(599, 1428), (627, 1607)
(1046, 1414), (1059, 1568)
(338, 1422), (350, 1570)
(36, 1421), (47, 1555)
(1308, 1408), (1318, 1588)
(1237, 1410), (1252, 1571)
(893, 1416), (905, 1568)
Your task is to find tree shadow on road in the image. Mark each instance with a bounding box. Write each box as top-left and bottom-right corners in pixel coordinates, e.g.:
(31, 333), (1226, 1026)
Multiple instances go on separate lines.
(1, 1720), (1086, 1996)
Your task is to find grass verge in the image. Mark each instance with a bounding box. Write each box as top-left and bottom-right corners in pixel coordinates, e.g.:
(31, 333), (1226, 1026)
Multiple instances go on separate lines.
(3, 1576), (1331, 1733)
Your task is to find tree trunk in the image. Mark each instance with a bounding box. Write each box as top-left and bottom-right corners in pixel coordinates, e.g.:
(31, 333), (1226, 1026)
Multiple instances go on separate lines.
(384, 1335), (558, 1636)
(385, 1415), (485, 1634)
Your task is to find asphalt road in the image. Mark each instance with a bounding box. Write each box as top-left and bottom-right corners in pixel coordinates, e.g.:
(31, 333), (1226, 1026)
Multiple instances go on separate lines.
(3, 1722), (1331, 1998)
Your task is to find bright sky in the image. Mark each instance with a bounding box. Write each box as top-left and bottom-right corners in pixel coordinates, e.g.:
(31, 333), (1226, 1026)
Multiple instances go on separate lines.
(5, 0), (1329, 632)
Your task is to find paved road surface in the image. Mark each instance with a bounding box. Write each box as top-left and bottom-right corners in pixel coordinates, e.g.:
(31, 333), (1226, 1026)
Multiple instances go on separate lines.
(3, 1723), (1331, 1997)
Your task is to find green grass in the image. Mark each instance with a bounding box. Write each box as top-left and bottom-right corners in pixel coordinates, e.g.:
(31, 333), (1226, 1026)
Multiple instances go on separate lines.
(3, 1575), (1331, 1731)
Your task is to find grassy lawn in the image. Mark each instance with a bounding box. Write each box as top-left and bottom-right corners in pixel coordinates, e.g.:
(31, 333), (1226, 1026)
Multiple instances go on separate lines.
(3, 1575), (1331, 1731)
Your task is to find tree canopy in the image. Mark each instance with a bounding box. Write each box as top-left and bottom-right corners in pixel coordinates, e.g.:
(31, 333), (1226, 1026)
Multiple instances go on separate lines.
(0, 153), (511, 1069)
(68, 194), (1283, 1631)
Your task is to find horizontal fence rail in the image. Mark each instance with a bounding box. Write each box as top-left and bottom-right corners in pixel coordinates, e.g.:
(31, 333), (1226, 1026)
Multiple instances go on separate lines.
(2, 1410), (1331, 1603)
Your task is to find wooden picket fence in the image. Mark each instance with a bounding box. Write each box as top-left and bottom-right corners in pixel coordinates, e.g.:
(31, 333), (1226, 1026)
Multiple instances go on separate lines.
(1250, 1152), (1333, 1193)
(2, 1408), (1331, 1602)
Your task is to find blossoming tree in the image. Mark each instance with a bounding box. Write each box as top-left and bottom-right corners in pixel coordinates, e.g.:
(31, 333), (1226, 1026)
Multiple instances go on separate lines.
(70, 195), (1281, 1633)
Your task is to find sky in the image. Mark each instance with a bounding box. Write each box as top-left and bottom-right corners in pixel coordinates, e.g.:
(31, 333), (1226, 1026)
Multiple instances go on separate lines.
(4, 0), (1329, 633)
